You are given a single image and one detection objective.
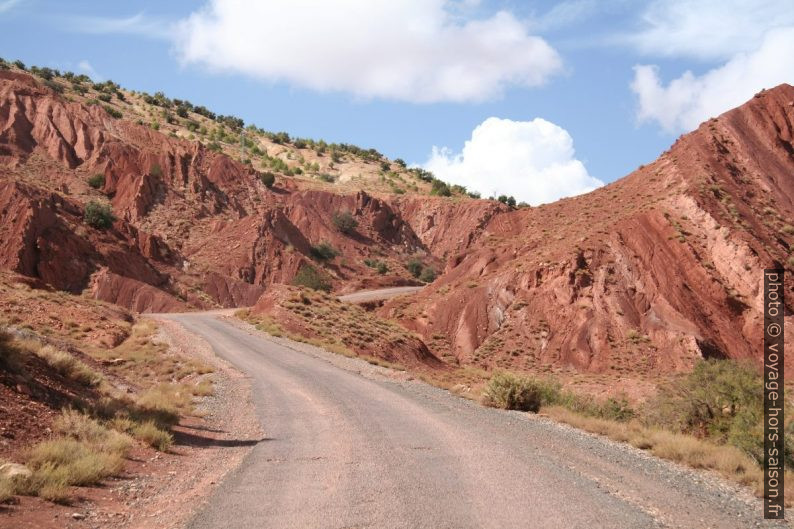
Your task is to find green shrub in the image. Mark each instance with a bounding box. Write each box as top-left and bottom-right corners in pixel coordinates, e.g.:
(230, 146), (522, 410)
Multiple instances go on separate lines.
(430, 179), (451, 197)
(87, 173), (105, 189)
(406, 258), (423, 278)
(84, 201), (115, 229)
(260, 171), (275, 188)
(103, 105), (122, 119)
(364, 258), (389, 274)
(318, 173), (335, 183)
(645, 359), (779, 464)
(650, 360), (761, 437)
(332, 211), (358, 234)
(481, 372), (542, 412)
(97, 93), (112, 102)
(419, 267), (437, 283)
(310, 242), (339, 261)
(43, 80), (63, 94)
(292, 264), (332, 292)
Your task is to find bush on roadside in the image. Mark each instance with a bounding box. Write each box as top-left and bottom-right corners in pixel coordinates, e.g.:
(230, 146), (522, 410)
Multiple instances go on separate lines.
(419, 267), (437, 283)
(481, 371), (542, 412)
(648, 360), (761, 438)
(645, 359), (783, 466)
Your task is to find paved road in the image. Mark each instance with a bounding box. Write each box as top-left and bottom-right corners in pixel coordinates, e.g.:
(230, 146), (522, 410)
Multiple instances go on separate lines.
(337, 286), (423, 304)
(165, 313), (781, 529)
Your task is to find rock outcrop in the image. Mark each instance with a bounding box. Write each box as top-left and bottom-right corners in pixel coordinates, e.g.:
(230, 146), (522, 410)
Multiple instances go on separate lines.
(381, 85), (794, 377)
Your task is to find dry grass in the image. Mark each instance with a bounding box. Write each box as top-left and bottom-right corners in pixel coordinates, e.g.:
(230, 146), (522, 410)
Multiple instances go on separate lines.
(0, 411), (133, 504)
(188, 379), (214, 397)
(132, 421), (173, 452)
(543, 406), (794, 505)
(35, 345), (103, 387)
(136, 382), (195, 422)
(91, 321), (213, 386)
(0, 327), (24, 373)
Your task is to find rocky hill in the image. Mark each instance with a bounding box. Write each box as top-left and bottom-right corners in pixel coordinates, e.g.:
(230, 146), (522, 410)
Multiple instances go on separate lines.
(0, 63), (792, 389)
(0, 68), (501, 315)
(380, 85), (794, 388)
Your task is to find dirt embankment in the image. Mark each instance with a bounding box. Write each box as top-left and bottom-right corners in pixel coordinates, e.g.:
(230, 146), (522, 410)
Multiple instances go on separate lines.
(0, 272), (261, 528)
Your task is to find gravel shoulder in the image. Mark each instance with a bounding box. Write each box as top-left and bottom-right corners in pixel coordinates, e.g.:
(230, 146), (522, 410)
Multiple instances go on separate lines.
(117, 316), (263, 529)
(159, 312), (788, 529)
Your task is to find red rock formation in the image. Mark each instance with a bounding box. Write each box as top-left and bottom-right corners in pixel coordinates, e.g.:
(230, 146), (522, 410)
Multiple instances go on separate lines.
(381, 85), (794, 377)
(2, 68), (792, 384)
(0, 71), (445, 310)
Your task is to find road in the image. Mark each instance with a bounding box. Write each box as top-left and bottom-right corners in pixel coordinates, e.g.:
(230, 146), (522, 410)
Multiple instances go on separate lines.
(163, 312), (781, 529)
(337, 286), (423, 304)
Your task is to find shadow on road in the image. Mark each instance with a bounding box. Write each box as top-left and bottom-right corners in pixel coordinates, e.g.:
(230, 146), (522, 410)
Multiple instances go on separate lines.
(174, 430), (272, 448)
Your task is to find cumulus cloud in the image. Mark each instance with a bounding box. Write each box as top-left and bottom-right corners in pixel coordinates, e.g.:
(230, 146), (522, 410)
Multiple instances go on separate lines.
(631, 27), (794, 133)
(423, 117), (603, 206)
(173, 0), (562, 103)
(627, 0), (794, 60)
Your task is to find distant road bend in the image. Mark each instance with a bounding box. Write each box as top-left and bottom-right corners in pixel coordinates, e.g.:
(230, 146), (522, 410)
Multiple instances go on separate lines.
(337, 285), (423, 304)
(161, 311), (781, 529)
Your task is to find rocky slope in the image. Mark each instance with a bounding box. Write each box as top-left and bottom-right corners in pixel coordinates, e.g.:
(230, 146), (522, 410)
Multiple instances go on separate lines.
(0, 70), (492, 312)
(1, 65), (792, 386)
(380, 85), (794, 383)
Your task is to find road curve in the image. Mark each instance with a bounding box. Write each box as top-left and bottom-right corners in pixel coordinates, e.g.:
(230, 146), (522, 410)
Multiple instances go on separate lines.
(162, 313), (780, 529)
(337, 286), (423, 304)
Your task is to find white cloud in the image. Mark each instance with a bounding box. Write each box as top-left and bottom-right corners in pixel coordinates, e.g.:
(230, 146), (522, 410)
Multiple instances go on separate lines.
(627, 0), (794, 60)
(0, 0), (21, 14)
(631, 27), (794, 132)
(530, 0), (599, 32)
(64, 13), (170, 39)
(423, 117), (603, 206)
(173, 0), (562, 103)
(77, 60), (103, 82)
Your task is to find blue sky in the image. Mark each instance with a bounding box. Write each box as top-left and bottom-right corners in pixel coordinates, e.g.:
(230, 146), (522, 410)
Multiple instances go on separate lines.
(1, 0), (792, 204)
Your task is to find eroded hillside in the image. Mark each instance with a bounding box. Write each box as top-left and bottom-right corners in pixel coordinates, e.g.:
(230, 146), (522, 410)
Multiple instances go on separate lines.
(380, 85), (794, 389)
(0, 68), (499, 314)
(1, 63), (792, 391)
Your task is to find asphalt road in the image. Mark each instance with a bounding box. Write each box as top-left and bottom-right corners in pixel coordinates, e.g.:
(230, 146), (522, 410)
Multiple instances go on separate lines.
(337, 286), (423, 304)
(164, 313), (783, 529)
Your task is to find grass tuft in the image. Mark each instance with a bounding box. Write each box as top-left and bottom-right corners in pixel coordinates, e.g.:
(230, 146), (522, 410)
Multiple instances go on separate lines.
(132, 421), (173, 452)
(36, 346), (103, 387)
